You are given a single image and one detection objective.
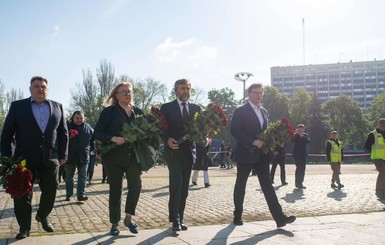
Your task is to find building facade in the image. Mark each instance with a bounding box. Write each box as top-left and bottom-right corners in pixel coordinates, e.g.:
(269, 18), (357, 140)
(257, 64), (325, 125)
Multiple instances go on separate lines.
(271, 60), (385, 110)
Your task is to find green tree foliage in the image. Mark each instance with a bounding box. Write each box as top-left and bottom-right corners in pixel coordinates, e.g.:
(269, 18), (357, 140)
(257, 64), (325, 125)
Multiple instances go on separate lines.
(208, 87), (238, 145)
(70, 60), (169, 126)
(262, 86), (290, 121)
(208, 87), (238, 113)
(132, 77), (168, 112)
(366, 91), (385, 129)
(322, 95), (368, 149)
(70, 70), (100, 127)
(289, 89), (311, 127)
(0, 80), (24, 132)
(167, 86), (207, 106)
(306, 94), (328, 153)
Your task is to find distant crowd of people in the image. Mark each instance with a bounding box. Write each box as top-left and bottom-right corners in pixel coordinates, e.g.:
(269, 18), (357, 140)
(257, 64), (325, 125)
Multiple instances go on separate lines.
(1, 76), (384, 240)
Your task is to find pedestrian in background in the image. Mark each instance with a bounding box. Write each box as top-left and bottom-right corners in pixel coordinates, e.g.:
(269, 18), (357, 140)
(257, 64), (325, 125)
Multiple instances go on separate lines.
(270, 145), (288, 186)
(94, 82), (143, 235)
(326, 131), (344, 190)
(219, 142), (226, 168)
(226, 144), (234, 169)
(191, 137), (212, 188)
(64, 111), (94, 202)
(292, 124), (311, 189)
(87, 150), (96, 185)
(365, 118), (385, 199)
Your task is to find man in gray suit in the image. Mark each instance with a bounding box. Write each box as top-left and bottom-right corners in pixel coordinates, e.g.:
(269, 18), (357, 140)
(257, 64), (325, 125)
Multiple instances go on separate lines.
(230, 83), (295, 228)
(1, 76), (68, 239)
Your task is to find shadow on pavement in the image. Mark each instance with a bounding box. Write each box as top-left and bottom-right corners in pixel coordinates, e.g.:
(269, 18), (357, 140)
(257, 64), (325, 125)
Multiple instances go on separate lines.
(136, 229), (175, 245)
(327, 190), (347, 201)
(281, 189), (305, 203)
(71, 232), (136, 245)
(141, 185), (169, 193)
(206, 224), (235, 245)
(0, 208), (15, 219)
(230, 229), (294, 245)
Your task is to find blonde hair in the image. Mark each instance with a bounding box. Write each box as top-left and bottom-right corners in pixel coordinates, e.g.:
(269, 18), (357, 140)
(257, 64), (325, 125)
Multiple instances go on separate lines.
(377, 118), (385, 128)
(103, 82), (134, 107)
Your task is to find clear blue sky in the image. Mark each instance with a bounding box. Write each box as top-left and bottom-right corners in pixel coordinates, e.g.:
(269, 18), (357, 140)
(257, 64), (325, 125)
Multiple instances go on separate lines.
(1, 0), (384, 108)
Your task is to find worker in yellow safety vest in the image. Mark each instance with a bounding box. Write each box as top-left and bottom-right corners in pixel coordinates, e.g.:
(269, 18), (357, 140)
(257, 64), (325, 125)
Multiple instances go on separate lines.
(365, 118), (385, 199)
(326, 131), (344, 190)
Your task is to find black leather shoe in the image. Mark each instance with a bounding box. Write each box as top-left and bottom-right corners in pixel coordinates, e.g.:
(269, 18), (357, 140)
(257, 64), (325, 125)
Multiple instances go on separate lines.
(338, 184), (344, 190)
(204, 183), (211, 188)
(110, 225), (120, 236)
(296, 185), (306, 189)
(277, 215), (296, 228)
(233, 218), (243, 226)
(180, 223), (188, 231)
(192, 182), (197, 186)
(15, 231), (30, 239)
(172, 221), (181, 231)
(282, 182), (288, 186)
(77, 196), (88, 201)
(35, 215), (54, 232)
(331, 183), (337, 189)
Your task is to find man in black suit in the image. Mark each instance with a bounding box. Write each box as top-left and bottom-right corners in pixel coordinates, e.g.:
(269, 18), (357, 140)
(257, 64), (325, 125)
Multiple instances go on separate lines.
(231, 83), (295, 228)
(1, 76), (68, 239)
(160, 78), (201, 231)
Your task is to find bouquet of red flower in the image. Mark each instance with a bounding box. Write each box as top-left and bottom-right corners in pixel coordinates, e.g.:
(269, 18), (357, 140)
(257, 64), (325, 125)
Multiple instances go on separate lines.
(257, 118), (294, 154)
(0, 157), (32, 199)
(69, 129), (79, 139)
(178, 103), (228, 144)
(100, 106), (167, 155)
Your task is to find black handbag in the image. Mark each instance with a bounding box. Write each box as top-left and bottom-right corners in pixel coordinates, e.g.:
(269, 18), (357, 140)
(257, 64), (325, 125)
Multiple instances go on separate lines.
(135, 141), (157, 171)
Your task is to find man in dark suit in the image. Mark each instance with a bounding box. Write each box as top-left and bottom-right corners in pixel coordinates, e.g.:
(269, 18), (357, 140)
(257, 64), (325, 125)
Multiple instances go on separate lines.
(1, 76), (68, 239)
(231, 83), (295, 228)
(160, 78), (201, 231)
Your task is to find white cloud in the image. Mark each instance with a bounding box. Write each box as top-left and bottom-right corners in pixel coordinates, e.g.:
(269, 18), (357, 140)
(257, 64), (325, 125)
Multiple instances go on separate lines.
(53, 24), (60, 37)
(154, 37), (218, 68)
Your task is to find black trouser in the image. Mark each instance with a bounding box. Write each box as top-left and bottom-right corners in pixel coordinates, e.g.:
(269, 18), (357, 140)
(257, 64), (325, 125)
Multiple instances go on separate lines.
(102, 165), (108, 182)
(233, 157), (284, 223)
(294, 156), (307, 186)
(165, 144), (193, 223)
(87, 154), (96, 181)
(103, 152), (142, 224)
(270, 155), (286, 184)
(14, 161), (58, 232)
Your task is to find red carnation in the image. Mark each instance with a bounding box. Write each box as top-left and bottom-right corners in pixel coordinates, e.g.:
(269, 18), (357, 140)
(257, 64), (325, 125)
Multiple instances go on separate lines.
(70, 129), (79, 139)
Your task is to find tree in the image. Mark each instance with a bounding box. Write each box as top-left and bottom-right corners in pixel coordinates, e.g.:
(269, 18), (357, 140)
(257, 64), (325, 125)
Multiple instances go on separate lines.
(70, 69), (100, 126)
(262, 86), (290, 121)
(70, 60), (169, 126)
(322, 95), (368, 149)
(0, 80), (24, 131)
(306, 94), (328, 153)
(289, 89), (311, 127)
(366, 91), (385, 129)
(132, 77), (168, 112)
(167, 86), (207, 106)
(208, 87), (238, 145)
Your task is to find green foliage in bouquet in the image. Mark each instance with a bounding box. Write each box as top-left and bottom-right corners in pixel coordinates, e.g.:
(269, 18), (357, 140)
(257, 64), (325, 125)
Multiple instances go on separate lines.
(258, 118), (294, 154)
(179, 103), (228, 143)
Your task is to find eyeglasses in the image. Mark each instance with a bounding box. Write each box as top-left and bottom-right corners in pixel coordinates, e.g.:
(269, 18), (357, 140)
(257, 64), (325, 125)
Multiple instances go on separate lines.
(116, 89), (132, 96)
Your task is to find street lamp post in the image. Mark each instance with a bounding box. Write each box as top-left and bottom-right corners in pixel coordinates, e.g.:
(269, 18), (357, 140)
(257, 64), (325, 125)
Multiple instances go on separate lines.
(234, 72), (253, 102)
